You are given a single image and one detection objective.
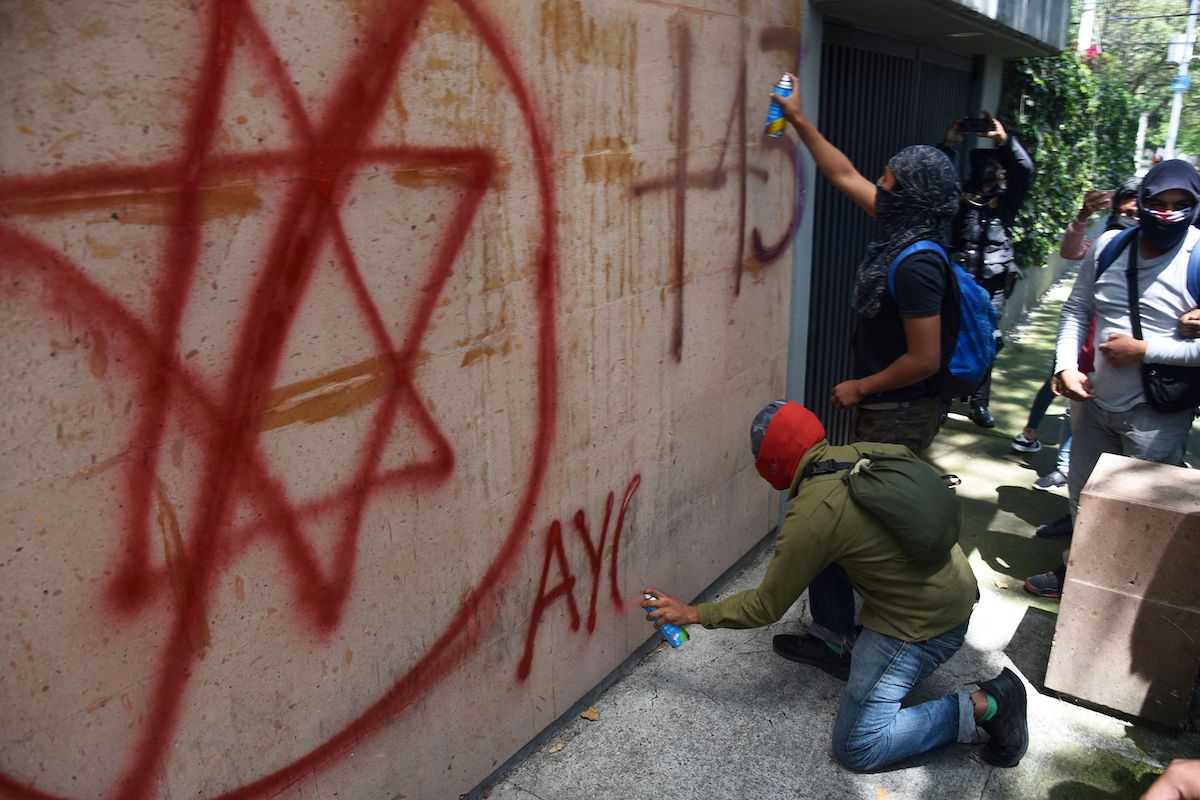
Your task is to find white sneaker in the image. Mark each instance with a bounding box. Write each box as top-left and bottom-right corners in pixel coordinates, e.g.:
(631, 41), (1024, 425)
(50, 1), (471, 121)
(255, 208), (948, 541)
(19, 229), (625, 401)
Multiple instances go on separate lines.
(1010, 432), (1041, 454)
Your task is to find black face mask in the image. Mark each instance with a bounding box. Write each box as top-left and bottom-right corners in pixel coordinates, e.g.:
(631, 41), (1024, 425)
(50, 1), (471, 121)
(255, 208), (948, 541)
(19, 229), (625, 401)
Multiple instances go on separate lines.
(875, 184), (908, 238)
(1136, 160), (1200, 249)
(1107, 214), (1138, 232)
(977, 162), (1001, 186)
(1139, 204), (1195, 250)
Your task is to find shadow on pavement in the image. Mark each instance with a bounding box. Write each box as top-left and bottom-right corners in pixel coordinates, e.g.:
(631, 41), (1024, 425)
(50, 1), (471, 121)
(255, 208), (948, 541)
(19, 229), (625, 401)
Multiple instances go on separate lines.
(995, 484), (1070, 528)
(1003, 605), (1057, 692)
(958, 494), (1066, 580)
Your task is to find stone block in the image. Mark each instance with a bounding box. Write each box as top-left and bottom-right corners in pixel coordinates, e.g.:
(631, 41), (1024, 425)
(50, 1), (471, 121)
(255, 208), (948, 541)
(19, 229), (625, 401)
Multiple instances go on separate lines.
(1045, 453), (1200, 727)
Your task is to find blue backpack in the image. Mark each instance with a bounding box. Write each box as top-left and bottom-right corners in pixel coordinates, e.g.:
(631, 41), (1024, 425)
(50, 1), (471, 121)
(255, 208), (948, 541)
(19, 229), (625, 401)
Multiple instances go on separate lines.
(888, 241), (999, 398)
(1094, 225), (1200, 299)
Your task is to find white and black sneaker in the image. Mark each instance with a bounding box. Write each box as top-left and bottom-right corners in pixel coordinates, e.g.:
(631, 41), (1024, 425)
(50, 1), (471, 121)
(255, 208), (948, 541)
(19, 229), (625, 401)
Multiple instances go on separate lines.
(1010, 432), (1041, 453)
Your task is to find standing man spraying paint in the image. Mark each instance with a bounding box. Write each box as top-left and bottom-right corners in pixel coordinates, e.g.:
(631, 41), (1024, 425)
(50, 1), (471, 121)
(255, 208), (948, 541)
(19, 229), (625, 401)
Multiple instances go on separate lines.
(770, 75), (959, 457)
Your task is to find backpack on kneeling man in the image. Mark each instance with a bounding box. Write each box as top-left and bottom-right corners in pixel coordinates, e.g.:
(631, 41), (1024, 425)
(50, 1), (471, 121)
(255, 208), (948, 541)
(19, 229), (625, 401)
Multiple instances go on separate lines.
(804, 452), (962, 567)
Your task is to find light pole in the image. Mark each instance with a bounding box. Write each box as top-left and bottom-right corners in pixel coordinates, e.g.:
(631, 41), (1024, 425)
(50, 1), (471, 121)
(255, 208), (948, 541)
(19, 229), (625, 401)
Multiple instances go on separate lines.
(1136, 112), (1149, 171)
(1164, 0), (1199, 160)
(1077, 0), (1097, 54)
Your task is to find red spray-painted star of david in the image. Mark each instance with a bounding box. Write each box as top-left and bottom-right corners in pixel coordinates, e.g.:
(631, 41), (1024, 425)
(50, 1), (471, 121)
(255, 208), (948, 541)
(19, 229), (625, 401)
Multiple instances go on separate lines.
(0, 1), (559, 798)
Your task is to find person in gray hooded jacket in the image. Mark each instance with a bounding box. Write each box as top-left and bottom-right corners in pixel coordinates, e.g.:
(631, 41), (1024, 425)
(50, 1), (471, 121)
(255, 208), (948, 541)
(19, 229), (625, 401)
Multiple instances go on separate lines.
(1024, 159), (1200, 599)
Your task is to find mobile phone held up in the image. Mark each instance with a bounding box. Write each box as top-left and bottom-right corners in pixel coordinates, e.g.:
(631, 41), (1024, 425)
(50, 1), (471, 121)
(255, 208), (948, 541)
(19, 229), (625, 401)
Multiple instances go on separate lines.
(959, 117), (991, 134)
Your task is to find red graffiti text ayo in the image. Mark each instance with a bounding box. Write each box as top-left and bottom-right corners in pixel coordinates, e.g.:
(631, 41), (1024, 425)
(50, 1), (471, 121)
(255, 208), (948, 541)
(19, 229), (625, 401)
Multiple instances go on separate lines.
(517, 475), (641, 680)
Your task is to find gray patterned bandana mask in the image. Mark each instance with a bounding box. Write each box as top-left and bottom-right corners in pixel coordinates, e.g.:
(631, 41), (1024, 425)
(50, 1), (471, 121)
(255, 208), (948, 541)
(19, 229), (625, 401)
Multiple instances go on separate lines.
(853, 145), (960, 318)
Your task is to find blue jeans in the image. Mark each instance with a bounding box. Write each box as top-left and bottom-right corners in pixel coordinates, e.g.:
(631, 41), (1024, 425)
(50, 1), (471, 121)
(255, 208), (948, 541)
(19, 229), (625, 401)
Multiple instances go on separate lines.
(1025, 374), (1074, 473)
(1024, 374), (1058, 430)
(832, 619), (975, 772)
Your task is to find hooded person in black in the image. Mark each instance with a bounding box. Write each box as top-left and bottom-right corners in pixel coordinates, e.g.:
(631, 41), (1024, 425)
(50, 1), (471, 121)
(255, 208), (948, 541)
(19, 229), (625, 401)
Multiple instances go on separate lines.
(844, 144), (962, 452)
(763, 78), (961, 675)
(1107, 177), (1143, 232)
(770, 80), (961, 457)
(938, 113), (1034, 428)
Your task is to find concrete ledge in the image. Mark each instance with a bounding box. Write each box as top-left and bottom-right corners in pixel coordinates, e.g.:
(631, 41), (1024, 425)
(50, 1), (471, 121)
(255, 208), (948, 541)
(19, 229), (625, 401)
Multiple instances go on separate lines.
(1045, 453), (1200, 727)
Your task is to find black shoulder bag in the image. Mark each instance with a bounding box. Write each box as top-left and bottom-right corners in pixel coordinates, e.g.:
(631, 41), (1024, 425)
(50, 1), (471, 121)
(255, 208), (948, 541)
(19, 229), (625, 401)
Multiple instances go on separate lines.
(1123, 235), (1200, 412)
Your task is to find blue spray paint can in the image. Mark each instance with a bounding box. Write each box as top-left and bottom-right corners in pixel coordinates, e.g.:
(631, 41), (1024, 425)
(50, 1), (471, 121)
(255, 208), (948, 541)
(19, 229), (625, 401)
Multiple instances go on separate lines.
(643, 593), (688, 648)
(763, 73), (794, 137)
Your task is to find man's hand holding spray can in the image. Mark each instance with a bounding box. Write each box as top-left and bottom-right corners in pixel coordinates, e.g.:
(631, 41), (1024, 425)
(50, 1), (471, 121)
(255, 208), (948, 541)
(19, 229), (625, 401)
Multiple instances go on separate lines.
(642, 592), (689, 648)
(763, 73), (794, 137)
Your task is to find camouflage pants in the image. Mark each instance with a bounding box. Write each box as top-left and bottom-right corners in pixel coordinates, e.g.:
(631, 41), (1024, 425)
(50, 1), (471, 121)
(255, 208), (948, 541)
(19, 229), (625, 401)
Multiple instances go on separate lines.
(852, 394), (941, 458)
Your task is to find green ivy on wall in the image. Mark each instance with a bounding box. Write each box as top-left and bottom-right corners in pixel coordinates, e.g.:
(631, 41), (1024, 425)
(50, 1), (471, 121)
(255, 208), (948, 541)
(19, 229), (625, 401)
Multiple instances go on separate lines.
(1000, 51), (1140, 272)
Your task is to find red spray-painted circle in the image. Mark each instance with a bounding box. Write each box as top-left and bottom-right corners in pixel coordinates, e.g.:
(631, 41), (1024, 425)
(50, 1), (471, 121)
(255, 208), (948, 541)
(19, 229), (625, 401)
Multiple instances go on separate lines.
(0, 1), (557, 798)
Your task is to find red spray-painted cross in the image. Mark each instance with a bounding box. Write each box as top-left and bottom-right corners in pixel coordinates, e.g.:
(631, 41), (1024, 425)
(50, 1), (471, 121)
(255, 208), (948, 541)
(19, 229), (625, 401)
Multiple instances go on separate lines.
(0, 1), (558, 798)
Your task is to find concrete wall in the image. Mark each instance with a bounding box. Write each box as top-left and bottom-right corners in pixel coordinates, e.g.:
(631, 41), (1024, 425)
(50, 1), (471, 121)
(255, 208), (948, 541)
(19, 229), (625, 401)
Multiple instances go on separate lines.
(0, 2), (801, 798)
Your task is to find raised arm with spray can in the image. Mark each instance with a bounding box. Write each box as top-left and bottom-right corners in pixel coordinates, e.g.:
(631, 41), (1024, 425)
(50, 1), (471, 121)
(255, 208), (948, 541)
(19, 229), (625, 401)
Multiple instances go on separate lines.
(767, 74), (958, 458)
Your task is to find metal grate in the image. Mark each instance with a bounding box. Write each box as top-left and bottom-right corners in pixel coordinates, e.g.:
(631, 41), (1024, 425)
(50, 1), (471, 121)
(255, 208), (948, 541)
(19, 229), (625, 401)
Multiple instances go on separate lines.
(803, 24), (974, 443)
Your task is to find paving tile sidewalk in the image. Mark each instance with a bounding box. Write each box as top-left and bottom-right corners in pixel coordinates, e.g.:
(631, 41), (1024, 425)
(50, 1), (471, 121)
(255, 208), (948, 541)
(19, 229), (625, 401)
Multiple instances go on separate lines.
(479, 277), (1200, 800)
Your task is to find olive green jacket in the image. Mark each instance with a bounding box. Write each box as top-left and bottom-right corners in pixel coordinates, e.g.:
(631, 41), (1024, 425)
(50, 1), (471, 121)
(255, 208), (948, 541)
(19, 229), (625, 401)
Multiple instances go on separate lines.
(697, 440), (977, 642)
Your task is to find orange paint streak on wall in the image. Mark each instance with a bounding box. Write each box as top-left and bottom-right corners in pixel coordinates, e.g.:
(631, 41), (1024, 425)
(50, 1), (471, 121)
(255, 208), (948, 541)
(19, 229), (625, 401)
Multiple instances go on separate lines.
(256, 355), (395, 431)
(1, 184), (262, 225)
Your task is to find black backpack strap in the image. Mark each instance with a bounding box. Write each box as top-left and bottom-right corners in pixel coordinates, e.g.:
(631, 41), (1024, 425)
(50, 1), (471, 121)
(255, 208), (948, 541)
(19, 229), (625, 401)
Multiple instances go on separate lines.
(802, 459), (857, 478)
(1095, 225), (1138, 280)
(1123, 230), (1144, 341)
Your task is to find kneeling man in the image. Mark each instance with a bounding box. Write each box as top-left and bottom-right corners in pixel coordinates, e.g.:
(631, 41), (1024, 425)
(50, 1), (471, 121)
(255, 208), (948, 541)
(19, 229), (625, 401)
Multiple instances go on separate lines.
(642, 401), (1028, 771)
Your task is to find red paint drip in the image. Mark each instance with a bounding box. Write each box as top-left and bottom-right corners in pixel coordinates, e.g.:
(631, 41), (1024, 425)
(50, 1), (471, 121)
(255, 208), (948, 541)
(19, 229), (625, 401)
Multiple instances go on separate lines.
(608, 474), (642, 612)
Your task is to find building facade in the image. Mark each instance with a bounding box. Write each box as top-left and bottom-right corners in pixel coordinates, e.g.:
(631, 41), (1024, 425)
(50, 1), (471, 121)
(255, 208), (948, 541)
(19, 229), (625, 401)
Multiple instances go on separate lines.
(0, 2), (1067, 798)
